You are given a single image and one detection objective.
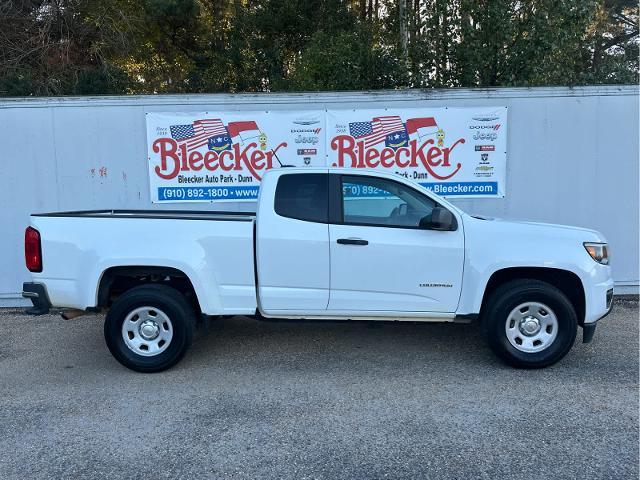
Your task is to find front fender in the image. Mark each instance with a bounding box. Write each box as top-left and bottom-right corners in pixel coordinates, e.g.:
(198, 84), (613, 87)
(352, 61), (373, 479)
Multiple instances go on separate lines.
(458, 216), (604, 316)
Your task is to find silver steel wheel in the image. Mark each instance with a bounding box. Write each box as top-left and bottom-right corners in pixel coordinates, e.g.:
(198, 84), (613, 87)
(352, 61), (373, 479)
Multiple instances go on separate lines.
(505, 301), (558, 353)
(121, 306), (173, 357)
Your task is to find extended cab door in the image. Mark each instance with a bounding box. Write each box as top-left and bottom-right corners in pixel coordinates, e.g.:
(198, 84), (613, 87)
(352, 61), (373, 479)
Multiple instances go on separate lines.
(327, 173), (464, 313)
(256, 170), (330, 313)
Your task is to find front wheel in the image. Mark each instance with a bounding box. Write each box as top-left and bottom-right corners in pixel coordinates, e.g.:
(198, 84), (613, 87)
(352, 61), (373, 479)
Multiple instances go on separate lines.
(104, 284), (196, 372)
(482, 279), (578, 368)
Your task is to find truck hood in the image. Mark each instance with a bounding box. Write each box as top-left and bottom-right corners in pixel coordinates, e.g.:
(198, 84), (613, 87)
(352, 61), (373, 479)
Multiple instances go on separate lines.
(468, 215), (606, 243)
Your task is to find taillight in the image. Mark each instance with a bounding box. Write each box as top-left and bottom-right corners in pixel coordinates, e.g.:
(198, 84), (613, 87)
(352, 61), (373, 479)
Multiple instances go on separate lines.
(25, 227), (42, 272)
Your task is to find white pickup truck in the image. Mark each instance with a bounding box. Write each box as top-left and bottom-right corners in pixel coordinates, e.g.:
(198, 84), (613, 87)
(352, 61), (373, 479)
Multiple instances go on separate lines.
(23, 168), (614, 372)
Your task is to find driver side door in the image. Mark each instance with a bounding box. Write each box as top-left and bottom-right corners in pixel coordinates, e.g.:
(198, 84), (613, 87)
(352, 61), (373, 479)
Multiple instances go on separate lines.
(327, 174), (464, 313)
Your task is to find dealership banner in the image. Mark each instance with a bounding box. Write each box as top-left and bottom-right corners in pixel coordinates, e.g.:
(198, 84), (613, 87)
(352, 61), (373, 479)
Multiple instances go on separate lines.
(327, 107), (506, 198)
(146, 111), (325, 202)
(146, 107), (506, 202)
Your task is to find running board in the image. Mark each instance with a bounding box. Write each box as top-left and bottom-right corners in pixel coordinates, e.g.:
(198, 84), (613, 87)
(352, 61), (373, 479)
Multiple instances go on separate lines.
(256, 309), (461, 323)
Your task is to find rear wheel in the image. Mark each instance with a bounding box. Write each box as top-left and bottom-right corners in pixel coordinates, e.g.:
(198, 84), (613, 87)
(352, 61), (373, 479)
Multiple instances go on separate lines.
(104, 284), (195, 372)
(482, 279), (577, 368)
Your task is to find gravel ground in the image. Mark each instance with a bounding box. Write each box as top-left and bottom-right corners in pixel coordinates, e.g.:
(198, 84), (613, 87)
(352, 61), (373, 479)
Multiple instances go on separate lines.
(0, 299), (637, 479)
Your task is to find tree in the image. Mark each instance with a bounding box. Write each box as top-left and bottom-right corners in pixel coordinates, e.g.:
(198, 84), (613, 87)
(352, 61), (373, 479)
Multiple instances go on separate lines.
(0, 0), (637, 96)
(585, 0), (639, 83)
(0, 0), (139, 95)
(290, 27), (407, 90)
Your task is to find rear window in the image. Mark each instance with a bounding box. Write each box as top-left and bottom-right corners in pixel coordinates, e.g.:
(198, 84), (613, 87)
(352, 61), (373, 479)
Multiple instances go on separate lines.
(274, 173), (328, 223)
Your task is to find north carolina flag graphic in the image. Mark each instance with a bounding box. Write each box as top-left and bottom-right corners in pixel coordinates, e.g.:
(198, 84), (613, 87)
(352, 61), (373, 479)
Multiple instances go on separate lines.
(227, 121), (261, 144)
(208, 132), (232, 151)
(385, 129), (409, 150)
(405, 117), (438, 141)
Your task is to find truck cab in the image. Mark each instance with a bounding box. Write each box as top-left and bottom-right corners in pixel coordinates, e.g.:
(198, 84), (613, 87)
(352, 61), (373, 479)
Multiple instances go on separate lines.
(256, 168), (464, 318)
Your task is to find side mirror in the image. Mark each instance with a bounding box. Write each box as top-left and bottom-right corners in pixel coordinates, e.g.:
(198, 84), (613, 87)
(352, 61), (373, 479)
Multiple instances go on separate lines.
(419, 207), (457, 231)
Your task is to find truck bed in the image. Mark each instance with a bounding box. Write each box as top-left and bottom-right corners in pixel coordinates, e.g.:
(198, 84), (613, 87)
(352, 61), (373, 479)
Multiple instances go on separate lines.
(28, 211), (257, 315)
(32, 209), (255, 222)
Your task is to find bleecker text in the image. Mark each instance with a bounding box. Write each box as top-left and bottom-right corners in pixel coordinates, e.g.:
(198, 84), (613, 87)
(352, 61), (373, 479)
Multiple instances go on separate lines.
(153, 138), (287, 181)
(330, 136), (464, 180)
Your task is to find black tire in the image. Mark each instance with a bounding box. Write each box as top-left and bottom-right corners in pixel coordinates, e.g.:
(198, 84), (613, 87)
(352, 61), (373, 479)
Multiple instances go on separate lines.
(104, 284), (196, 372)
(482, 279), (577, 368)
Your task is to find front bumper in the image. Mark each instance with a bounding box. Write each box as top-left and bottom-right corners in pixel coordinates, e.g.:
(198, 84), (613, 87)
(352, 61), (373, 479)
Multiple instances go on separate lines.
(22, 282), (52, 315)
(582, 287), (614, 343)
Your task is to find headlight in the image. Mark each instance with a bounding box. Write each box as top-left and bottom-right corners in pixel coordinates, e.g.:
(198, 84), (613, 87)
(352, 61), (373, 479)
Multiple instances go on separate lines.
(584, 242), (609, 265)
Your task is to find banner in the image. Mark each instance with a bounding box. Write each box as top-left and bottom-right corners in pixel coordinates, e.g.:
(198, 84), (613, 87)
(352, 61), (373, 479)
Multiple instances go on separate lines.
(146, 107), (506, 202)
(327, 107), (506, 198)
(146, 111), (325, 202)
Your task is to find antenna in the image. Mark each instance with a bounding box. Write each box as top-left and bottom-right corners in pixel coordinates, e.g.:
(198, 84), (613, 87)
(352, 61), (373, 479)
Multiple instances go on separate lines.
(270, 149), (294, 168)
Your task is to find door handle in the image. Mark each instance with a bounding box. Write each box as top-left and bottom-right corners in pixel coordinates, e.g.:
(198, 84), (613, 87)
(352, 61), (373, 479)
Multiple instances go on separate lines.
(337, 238), (368, 246)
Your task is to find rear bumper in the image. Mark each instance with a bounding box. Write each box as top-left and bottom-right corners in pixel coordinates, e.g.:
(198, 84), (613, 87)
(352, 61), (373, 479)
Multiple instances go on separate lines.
(22, 282), (51, 315)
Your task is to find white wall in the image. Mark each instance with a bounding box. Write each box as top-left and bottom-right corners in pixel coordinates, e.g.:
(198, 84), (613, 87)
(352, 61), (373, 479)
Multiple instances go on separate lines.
(1, 86), (638, 305)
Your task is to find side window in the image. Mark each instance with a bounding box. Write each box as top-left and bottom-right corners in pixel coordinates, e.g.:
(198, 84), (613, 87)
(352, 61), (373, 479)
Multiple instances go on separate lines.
(341, 175), (436, 228)
(274, 173), (328, 223)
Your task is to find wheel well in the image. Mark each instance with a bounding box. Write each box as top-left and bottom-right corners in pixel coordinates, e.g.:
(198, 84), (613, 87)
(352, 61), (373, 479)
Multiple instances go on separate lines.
(480, 267), (586, 324)
(97, 266), (201, 313)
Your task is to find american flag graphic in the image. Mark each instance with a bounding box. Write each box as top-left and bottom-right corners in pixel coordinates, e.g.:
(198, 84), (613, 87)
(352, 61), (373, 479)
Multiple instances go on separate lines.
(170, 119), (227, 150)
(349, 116), (404, 148)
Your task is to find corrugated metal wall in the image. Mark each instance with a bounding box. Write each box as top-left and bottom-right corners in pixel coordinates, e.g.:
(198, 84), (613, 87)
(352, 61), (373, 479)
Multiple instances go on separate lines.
(1, 86), (638, 305)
